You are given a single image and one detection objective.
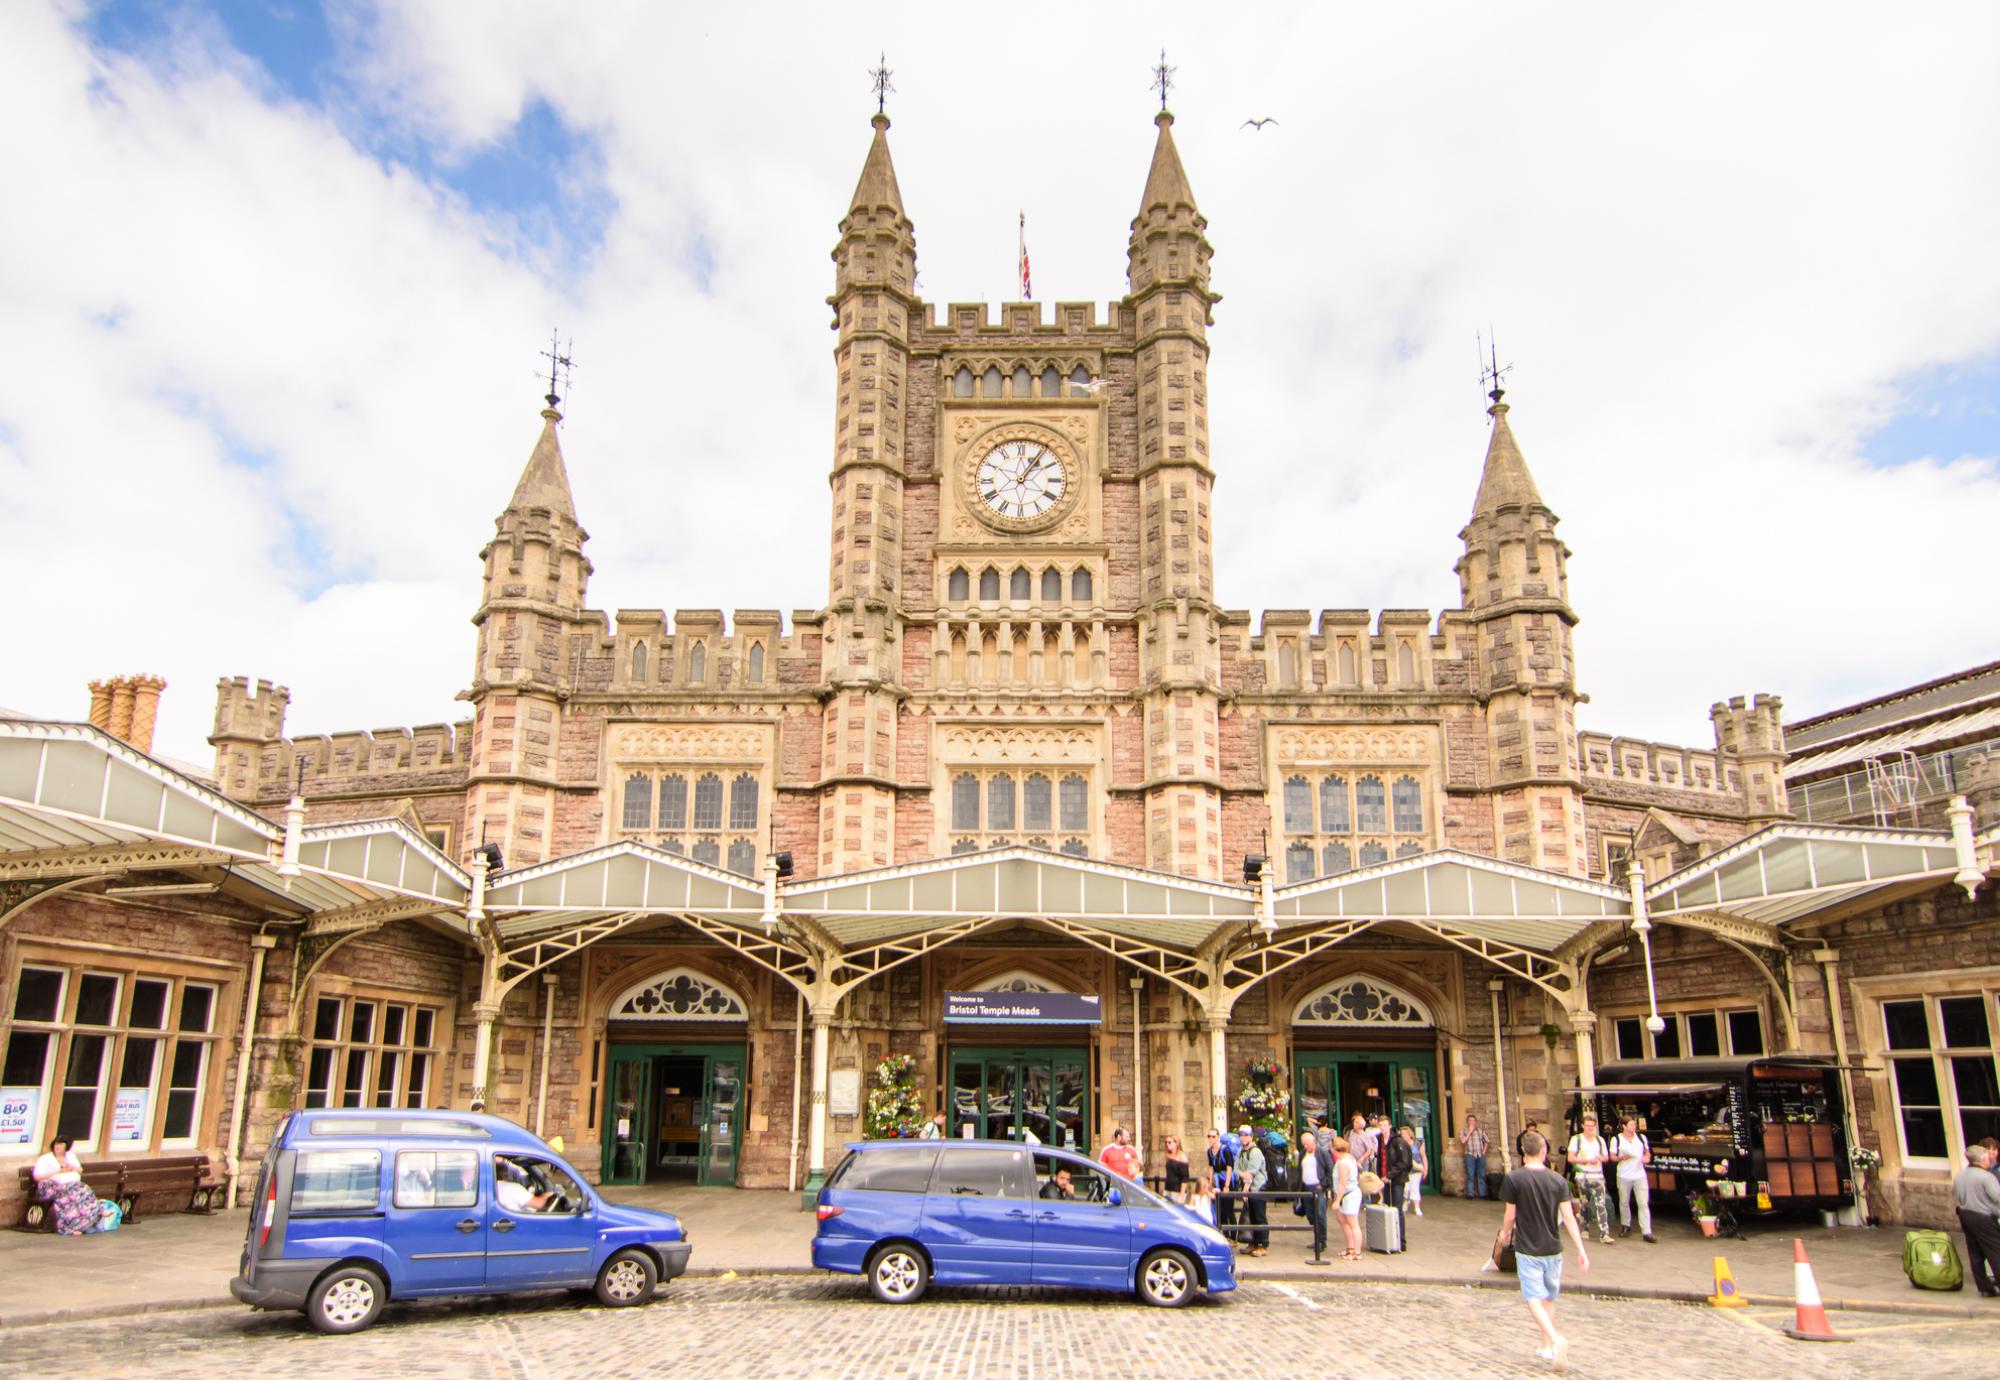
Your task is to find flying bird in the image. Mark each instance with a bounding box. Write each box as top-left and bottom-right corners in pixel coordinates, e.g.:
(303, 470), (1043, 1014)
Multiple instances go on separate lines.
(1242, 117), (1278, 130)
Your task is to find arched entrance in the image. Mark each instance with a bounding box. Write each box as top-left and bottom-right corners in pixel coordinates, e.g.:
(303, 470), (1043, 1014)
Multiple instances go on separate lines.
(1289, 973), (1440, 1157)
(600, 967), (749, 1187)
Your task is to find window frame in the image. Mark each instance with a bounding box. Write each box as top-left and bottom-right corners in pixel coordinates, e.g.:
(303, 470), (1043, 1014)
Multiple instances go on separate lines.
(1868, 987), (2000, 1170)
(1274, 767), (1430, 883)
(615, 763), (770, 876)
(945, 768), (1094, 857)
(302, 990), (447, 1113)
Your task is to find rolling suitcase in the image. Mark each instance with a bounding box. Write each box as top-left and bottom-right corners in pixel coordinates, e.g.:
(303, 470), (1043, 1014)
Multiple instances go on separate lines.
(1364, 1202), (1404, 1253)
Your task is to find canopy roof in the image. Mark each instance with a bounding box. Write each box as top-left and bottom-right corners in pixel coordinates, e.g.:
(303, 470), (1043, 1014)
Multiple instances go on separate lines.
(1644, 823), (1964, 929)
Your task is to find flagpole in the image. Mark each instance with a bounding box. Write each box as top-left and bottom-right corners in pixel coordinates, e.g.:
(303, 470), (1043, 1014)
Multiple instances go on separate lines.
(1018, 210), (1028, 302)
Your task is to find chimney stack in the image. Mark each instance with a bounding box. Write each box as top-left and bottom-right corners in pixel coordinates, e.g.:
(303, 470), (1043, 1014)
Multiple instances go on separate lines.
(86, 674), (169, 755)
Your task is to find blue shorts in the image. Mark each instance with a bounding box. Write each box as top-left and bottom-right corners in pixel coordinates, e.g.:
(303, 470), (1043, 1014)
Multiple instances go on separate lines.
(1517, 1252), (1564, 1301)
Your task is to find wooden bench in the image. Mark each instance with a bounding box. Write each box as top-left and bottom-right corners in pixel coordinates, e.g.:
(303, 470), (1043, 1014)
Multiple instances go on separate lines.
(16, 1154), (222, 1231)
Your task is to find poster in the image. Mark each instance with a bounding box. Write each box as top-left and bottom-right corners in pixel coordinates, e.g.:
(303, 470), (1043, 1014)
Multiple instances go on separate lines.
(0, 1088), (39, 1147)
(112, 1088), (150, 1142)
(829, 1068), (861, 1117)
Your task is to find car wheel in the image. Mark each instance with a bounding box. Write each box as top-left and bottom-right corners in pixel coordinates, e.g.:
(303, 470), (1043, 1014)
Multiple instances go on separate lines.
(1136, 1249), (1198, 1308)
(306, 1266), (386, 1334)
(595, 1248), (659, 1307)
(868, 1244), (929, 1304)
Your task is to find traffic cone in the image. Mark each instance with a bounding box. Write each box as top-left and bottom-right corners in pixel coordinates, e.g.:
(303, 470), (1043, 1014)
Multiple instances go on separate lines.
(1708, 1255), (1746, 1307)
(1781, 1237), (1848, 1342)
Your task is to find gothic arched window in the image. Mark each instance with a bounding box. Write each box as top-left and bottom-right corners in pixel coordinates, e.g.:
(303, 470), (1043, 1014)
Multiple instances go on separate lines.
(1041, 365), (1061, 396)
(688, 642), (706, 684)
(1359, 840), (1388, 867)
(979, 567), (1000, 601)
(622, 772), (651, 831)
(1322, 841), (1353, 875)
(953, 366), (974, 397)
(691, 839), (721, 866)
(1068, 365), (1091, 396)
(1286, 842), (1315, 882)
(952, 774), (980, 831)
(947, 567), (969, 602)
(1398, 641), (1416, 684)
(1060, 838), (1087, 857)
(1396, 841), (1423, 858)
(982, 366), (1004, 397)
(727, 839), (757, 875)
(1012, 365), (1032, 397)
(1058, 774), (1089, 832)
(987, 774), (1016, 831)
(729, 773), (759, 829)
(658, 774), (688, 830)
(1010, 567), (1031, 602)
(1356, 776), (1386, 834)
(631, 642), (648, 683)
(693, 773), (724, 830)
(1041, 568), (1062, 602)
(1392, 776), (1423, 833)
(1282, 776), (1313, 833)
(1023, 773), (1053, 831)
(747, 642), (765, 684)
(1277, 642), (1298, 687)
(1071, 568), (1093, 603)
(1337, 642), (1357, 683)
(1320, 775), (1349, 833)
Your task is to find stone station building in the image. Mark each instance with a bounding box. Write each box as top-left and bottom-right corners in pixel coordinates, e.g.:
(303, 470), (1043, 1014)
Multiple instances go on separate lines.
(3, 108), (1997, 1228)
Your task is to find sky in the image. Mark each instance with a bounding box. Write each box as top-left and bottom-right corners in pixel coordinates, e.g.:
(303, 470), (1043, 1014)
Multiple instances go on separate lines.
(3, 0), (1998, 770)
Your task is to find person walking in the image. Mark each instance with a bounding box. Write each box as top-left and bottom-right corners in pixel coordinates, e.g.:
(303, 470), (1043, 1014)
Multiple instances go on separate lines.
(1298, 1130), (1333, 1259)
(1518, 1117), (1541, 1164)
(1332, 1136), (1365, 1260)
(1407, 1128), (1428, 1217)
(1461, 1114), (1491, 1199)
(1611, 1115), (1654, 1242)
(1500, 1129), (1591, 1366)
(1206, 1127), (1239, 1236)
(1161, 1134), (1192, 1202)
(1954, 1143), (2000, 1298)
(1565, 1113), (1615, 1244)
(1347, 1113), (1377, 1173)
(1383, 1122), (1414, 1213)
(1237, 1123), (1270, 1256)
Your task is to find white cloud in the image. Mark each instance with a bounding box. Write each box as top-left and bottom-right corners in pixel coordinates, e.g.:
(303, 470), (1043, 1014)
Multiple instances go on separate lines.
(2, 0), (1997, 768)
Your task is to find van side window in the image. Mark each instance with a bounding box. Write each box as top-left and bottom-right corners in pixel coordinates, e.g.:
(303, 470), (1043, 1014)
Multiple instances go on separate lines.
(932, 1147), (1030, 1199)
(494, 1154), (585, 1214)
(834, 1146), (939, 1193)
(395, 1149), (478, 1208)
(1032, 1154), (1117, 1203)
(290, 1149), (381, 1214)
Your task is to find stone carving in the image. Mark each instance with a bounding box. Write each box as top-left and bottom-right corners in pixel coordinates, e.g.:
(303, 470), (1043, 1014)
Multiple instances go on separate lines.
(610, 967), (747, 1021)
(1274, 726), (1433, 764)
(939, 723), (1100, 762)
(1294, 975), (1433, 1027)
(614, 724), (772, 761)
(972, 969), (1062, 993)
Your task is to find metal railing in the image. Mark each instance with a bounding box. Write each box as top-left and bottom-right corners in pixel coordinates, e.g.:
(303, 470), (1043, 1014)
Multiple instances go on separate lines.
(1787, 736), (1998, 824)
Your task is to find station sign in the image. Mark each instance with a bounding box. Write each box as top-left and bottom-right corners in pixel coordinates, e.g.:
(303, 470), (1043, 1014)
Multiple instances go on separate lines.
(943, 991), (1102, 1025)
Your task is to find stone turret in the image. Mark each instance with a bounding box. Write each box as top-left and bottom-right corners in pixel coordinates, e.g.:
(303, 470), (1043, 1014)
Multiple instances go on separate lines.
(1711, 693), (1790, 823)
(1128, 109), (1224, 877)
(210, 676), (290, 800)
(1455, 392), (1587, 873)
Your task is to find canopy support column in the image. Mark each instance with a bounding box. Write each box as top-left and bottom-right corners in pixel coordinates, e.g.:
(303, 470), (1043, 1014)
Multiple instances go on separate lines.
(1568, 1007), (1597, 1101)
(225, 932), (275, 1209)
(803, 996), (837, 1208)
(1489, 980), (1513, 1174)
(469, 999), (501, 1108)
(1815, 947), (1867, 1224)
(1207, 1012), (1230, 1132)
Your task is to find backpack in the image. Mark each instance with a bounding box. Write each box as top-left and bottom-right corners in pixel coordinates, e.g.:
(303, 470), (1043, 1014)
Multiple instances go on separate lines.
(1903, 1229), (1964, 1291)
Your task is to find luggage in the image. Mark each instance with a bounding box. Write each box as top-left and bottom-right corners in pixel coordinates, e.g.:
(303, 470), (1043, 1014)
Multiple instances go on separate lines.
(1903, 1229), (1964, 1291)
(1364, 1201), (1404, 1253)
(1490, 1225), (1517, 1273)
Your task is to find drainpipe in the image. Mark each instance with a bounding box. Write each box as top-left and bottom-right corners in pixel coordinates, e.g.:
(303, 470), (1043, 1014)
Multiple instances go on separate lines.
(534, 972), (557, 1137)
(225, 931), (276, 1209)
(1130, 977), (1146, 1156)
(787, 988), (805, 1194)
(1489, 980), (1513, 1173)
(1815, 948), (1867, 1224)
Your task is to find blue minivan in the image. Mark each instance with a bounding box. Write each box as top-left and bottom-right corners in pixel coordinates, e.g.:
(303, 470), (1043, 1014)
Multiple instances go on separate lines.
(812, 1139), (1236, 1307)
(232, 1108), (691, 1332)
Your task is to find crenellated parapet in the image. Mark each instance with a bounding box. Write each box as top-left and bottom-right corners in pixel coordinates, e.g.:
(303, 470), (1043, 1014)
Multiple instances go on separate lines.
(572, 608), (822, 697)
(1220, 608), (1483, 697)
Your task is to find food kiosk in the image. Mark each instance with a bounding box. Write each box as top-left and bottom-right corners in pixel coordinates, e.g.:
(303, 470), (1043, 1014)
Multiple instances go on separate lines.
(1569, 1056), (1850, 1226)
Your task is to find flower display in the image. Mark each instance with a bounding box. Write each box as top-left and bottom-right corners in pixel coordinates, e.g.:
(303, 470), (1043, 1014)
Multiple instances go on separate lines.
(863, 1052), (924, 1139)
(1236, 1060), (1291, 1133)
(1850, 1145), (1882, 1173)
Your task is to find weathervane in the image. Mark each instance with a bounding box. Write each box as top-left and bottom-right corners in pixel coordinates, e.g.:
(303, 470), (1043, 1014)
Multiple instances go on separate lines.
(1152, 49), (1176, 112)
(1477, 329), (1512, 406)
(540, 330), (576, 410)
(870, 53), (894, 116)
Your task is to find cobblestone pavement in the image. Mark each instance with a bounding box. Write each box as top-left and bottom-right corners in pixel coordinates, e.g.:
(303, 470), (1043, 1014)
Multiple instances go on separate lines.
(7, 1275), (1995, 1378)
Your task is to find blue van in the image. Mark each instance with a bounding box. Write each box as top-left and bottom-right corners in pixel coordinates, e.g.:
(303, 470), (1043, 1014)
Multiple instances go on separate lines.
(812, 1140), (1236, 1307)
(232, 1108), (691, 1333)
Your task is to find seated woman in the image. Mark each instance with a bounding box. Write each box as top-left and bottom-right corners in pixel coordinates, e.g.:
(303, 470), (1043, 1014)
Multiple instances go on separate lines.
(32, 1136), (100, 1236)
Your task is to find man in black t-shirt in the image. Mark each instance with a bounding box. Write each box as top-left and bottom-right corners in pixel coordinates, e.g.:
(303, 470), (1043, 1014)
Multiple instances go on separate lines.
(1499, 1130), (1589, 1368)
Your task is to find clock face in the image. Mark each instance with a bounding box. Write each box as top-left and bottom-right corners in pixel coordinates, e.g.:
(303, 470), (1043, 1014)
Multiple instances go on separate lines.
(976, 440), (1068, 521)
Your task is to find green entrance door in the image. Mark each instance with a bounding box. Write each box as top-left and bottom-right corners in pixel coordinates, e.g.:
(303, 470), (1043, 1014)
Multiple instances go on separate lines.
(601, 1042), (745, 1187)
(1294, 1050), (1437, 1159)
(948, 1046), (1090, 1151)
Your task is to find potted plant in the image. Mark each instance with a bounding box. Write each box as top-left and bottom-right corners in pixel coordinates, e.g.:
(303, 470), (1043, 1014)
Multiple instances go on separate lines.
(1691, 1189), (1720, 1237)
(1245, 1056), (1281, 1089)
(1236, 1060), (1291, 1135)
(863, 1052), (924, 1139)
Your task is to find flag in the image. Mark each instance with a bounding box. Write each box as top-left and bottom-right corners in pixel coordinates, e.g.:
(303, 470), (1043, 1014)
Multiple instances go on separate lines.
(1019, 210), (1032, 301)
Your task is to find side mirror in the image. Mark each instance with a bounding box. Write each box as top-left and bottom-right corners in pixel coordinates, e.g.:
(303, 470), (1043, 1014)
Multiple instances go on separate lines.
(1107, 1187), (1123, 1207)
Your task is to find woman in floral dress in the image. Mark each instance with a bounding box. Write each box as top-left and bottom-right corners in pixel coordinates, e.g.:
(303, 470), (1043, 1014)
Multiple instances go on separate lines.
(32, 1135), (100, 1235)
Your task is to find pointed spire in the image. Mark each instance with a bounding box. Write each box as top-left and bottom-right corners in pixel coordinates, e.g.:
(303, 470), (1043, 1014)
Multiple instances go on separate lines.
(848, 112), (905, 217)
(1135, 110), (1198, 221)
(1470, 391), (1544, 517)
(506, 401), (578, 523)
